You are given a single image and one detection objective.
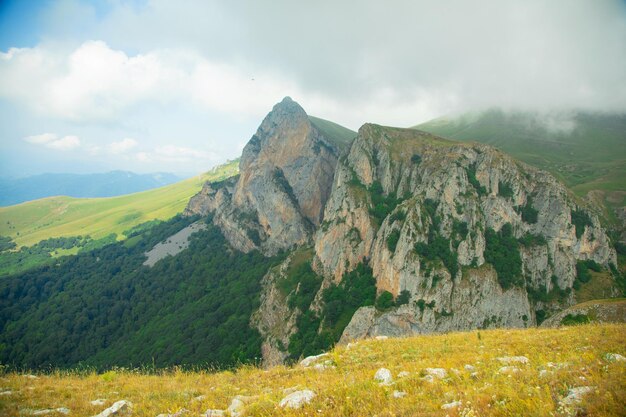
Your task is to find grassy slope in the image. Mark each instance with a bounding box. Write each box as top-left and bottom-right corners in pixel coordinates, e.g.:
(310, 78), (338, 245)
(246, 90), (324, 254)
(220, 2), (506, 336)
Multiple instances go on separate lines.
(309, 115), (357, 151)
(0, 160), (239, 248)
(415, 110), (626, 220)
(2, 324), (624, 416)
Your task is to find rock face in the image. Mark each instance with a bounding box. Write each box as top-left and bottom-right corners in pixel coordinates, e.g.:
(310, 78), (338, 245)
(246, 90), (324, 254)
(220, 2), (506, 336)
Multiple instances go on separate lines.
(540, 299), (626, 327)
(186, 99), (619, 364)
(185, 97), (347, 255)
(310, 124), (615, 343)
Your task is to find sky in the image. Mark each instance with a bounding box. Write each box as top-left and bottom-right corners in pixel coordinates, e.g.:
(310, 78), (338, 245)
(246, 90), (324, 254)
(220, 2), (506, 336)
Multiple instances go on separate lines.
(1, 0), (625, 177)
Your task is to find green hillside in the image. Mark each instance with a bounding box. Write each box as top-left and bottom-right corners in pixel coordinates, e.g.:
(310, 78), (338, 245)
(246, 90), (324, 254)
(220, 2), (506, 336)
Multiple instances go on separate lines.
(0, 160), (238, 249)
(415, 110), (626, 221)
(309, 115), (357, 151)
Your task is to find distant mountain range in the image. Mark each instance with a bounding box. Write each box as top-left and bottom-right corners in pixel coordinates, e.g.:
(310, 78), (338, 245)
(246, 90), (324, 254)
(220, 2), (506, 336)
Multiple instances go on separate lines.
(0, 171), (181, 206)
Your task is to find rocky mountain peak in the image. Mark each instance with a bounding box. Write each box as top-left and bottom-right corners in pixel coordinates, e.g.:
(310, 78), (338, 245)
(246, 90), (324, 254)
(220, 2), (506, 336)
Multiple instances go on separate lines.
(187, 98), (351, 254)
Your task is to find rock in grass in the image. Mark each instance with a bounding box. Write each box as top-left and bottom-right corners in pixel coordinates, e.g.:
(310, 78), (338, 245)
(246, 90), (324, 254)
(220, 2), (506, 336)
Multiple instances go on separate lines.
(441, 401), (462, 409)
(497, 356), (529, 364)
(0, 391), (12, 396)
(604, 353), (625, 362)
(30, 409), (70, 415)
(92, 400), (132, 417)
(424, 368), (447, 379)
(156, 409), (188, 417)
(279, 390), (316, 409)
(90, 399), (107, 406)
(392, 391), (407, 398)
(374, 368), (393, 385)
(560, 386), (595, 406)
(226, 395), (256, 417)
(201, 411), (224, 417)
(498, 366), (520, 374)
(299, 353), (329, 367)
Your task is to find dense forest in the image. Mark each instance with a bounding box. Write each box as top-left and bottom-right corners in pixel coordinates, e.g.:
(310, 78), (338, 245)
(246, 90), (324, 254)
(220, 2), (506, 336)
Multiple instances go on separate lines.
(0, 215), (283, 370)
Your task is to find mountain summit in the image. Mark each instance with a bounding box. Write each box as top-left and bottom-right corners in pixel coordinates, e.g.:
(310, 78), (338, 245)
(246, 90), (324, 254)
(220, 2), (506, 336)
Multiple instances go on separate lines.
(187, 99), (618, 365)
(186, 97), (355, 254)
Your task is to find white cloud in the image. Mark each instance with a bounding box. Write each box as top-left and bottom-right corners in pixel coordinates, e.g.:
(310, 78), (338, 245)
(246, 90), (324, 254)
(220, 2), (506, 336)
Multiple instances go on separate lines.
(0, 40), (297, 123)
(108, 138), (138, 154)
(46, 135), (81, 150)
(23, 133), (57, 145)
(22, 133), (81, 150)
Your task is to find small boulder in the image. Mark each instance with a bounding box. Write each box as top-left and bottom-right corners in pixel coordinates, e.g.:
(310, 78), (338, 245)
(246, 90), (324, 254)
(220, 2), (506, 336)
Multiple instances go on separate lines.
(90, 400), (107, 406)
(392, 391), (407, 398)
(300, 353), (328, 367)
(92, 400), (132, 417)
(201, 410), (224, 417)
(441, 401), (462, 409)
(604, 353), (626, 362)
(464, 364), (476, 372)
(561, 386), (595, 406)
(497, 356), (529, 365)
(0, 391), (12, 396)
(397, 371), (410, 378)
(31, 409), (70, 415)
(424, 368), (447, 379)
(374, 368), (393, 385)
(155, 409), (188, 417)
(279, 390), (316, 409)
(498, 366), (520, 374)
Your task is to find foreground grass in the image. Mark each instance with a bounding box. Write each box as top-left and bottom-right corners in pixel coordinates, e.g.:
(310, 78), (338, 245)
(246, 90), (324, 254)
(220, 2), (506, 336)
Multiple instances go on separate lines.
(1, 324), (624, 416)
(0, 161), (238, 248)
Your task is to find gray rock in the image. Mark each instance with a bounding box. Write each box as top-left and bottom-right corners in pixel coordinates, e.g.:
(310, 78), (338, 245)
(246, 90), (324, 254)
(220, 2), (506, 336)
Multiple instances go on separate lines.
(560, 386), (595, 407)
(90, 400), (107, 406)
(498, 366), (520, 374)
(279, 390), (316, 409)
(30, 409), (70, 416)
(441, 401), (462, 409)
(424, 368), (447, 379)
(605, 353), (626, 362)
(392, 391), (407, 398)
(155, 409), (188, 417)
(497, 356), (529, 365)
(201, 411), (224, 417)
(299, 353), (329, 367)
(374, 368), (393, 385)
(91, 400), (132, 417)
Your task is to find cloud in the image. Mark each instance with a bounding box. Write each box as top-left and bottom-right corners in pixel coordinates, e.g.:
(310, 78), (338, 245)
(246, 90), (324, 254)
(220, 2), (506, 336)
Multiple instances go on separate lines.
(0, 40), (298, 123)
(32, 0), (625, 121)
(22, 133), (81, 150)
(23, 133), (57, 145)
(108, 138), (138, 154)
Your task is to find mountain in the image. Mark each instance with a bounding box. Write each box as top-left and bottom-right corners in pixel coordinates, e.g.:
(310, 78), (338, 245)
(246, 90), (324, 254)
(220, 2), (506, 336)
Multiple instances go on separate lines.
(0, 98), (621, 370)
(414, 110), (626, 225)
(187, 99), (619, 364)
(0, 161), (239, 276)
(186, 97), (357, 254)
(0, 171), (184, 207)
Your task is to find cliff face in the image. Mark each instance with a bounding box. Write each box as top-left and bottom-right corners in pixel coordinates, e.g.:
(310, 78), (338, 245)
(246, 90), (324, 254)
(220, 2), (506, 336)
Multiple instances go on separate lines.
(313, 124), (615, 342)
(187, 100), (619, 364)
(185, 97), (346, 255)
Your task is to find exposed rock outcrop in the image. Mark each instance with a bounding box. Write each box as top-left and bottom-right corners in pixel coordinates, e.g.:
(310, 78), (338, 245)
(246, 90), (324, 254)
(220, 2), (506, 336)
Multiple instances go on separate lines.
(308, 124), (616, 343)
(187, 99), (619, 364)
(186, 97), (350, 255)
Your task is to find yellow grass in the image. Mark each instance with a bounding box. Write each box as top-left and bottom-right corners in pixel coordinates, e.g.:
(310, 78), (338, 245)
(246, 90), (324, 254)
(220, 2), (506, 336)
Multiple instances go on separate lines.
(1, 324), (624, 416)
